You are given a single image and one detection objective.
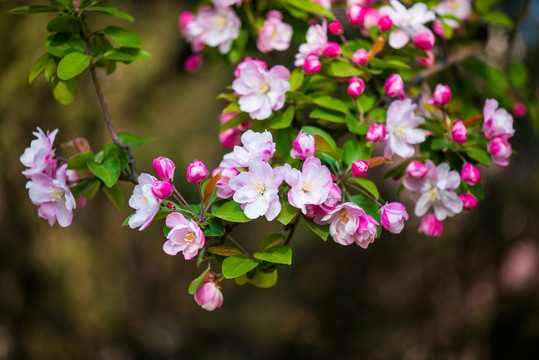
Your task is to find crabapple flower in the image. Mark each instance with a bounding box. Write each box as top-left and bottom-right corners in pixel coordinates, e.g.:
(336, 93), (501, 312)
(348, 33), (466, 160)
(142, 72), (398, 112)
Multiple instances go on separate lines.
(403, 161), (463, 221)
(26, 164), (76, 227)
(328, 20), (343, 35)
(153, 157), (175, 181)
(213, 0), (242, 8)
(232, 61), (290, 120)
(294, 21), (327, 67)
(128, 173), (161, 231)
(194, 273), (224, 311)
(257, 11), (293, 53)
(431, 84), (452, 106)
(418, 214), (443, 237)
(384, 74), (405, 99)
(311, 0), (331, 9)
(290, 130), (316, 160)
(434, 0), (471, 28)
(347, 76), (366, 97)
(460, 163), (480, 186)
(220, 130), (276, 168)
(229, 160), (284, 221)
(366, 124), (387, 143)
(351, 160), (369, 177)
(460, 194), (477, 210)
(487, 136), (512, 167)
(179, 11), (196, 33)
(378, 15), (393, 31)
(320, 183), (342, 213)
(379, 0), (435, 49)
(285, 156), (333, 215)
(21, 127), (58, 178)
(151, 180), (174, 199)
(380, 202), (408, 233)
(303, 54), (322, 74)
(347, 6), (381, 29)
(384, 99), (427, 159)
(234, 57), (267, 78)
(163, 212), (205, 260)
(451, 120), (467, 144)
(323, 42), (341, 57)
(413, 30), (435, 51)
(219, 112), (242, 149)
(483, 99), (515, 139)
(212, 167), (240, 199)
(352, 48), (368, 66)
(187, 159), (209, 183)
(406, 160), (428, 179)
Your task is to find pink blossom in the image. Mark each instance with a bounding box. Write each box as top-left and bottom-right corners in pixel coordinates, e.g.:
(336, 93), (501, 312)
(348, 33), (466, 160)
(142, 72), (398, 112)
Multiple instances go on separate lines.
(320, 183), (342, 213)
(513, 102), (526, 118)
(128, 173), (161, 231)
(347, 5), (364, 26)
(328, 20), (343, 35)
(483, 99), (515, 139)
(220, 130), (276, 169)
(219, 112), (243, 149)
(290, 130), (316, 160)
(347, 0), (375, 6)
(21, 127), (58, 178)
(303, 54), (322, 74)
(322, 42), (342, 57)
(351, 160), (369, 177)
(380, 202), (408, 233)
(384, 73), (405, 99)
(212, 167), (240, 199)
(431, 84), (452, 106)
(179, 11), (196, 33)
(311, 0), (331, 9)
(232, 61), (290, 120)
(413, 30), (435, 51)
(451, 120), (467, 144)
(418, 50), (435, 67)
(153, 156), (175, 181)
(379, 0), (435, 49)
(434, 0), (471, 28)
(151, 180), (174, 199)
(294, 21), (327, 67)
(304, 205), (321, 219)
(184, 54), (202, 73)
(163, 212), (205, 260)
(403, 160), (463, 221)
(194, 272), (224, 311)
(212, 0), (242, 8)
(432, 20), (445, 37)
(257, 10), (293, 53)
(384, 99), (427, 159)
(26, 164), (76, 227)
(228, 160), (284, 220)
(347, 76), (366, 97)
(406, 160), (428, 179)
(378, 15), (393, 32)
(418, 214), (442, 236)
(366, 124), (387, 143)
(487, 136), (512, 167)
(348, 6), (381, 29)
(352, 48), (368, 66)
(234, 57), (267, 78)
(460, 163), (480, 186)
(284, 157), (333, 215)
(460, 194), (477, 210)
(187, 159), (209, 183)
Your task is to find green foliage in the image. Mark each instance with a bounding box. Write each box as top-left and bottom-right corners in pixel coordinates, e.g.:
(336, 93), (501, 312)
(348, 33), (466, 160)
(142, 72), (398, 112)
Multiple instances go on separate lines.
(212, 201), (251, 223)
(188, 267), (211, 295)
(304, 218), (329, 241)
(57, 52), (90, 80)
(259, 234), (285, 252)
(276, 200), (298, 225)
(254, 245), (292, 265)
(222, 255), (258, 279)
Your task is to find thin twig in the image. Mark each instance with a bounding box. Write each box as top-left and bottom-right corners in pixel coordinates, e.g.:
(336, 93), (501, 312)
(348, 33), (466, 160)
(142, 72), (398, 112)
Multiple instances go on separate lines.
(227, 235), (251, 258)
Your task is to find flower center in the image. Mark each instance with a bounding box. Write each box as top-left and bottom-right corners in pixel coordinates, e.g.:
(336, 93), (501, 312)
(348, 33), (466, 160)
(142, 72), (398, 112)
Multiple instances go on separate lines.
(396, 126), (406, 139)
(302, 179), (314, 192)
(49, 186), (63, 202)
(449, 1), (459, 10)
(140, 196), (149, 204)
(339, 208), (349, 226)
(213, 15), (228, 30)
(429, 187), (441, 202)
(184, 232), (196, 243)
(254, 180), (266, 194)
(257, 83), (270, 95)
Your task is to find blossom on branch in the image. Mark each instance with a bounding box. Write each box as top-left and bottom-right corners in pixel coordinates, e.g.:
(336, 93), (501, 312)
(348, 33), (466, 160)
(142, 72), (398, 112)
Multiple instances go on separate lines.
(164, 212), (205, 260)
(20, 127), (58, 178)
(194, 272), (224, 311)
(384, 99), (427, 159)
(128, 173), (161, 231)
(257, 11), (293, 53)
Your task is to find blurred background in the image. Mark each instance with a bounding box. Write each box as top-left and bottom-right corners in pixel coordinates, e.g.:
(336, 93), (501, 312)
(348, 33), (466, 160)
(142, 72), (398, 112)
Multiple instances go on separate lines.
(0, 0), (538, 359)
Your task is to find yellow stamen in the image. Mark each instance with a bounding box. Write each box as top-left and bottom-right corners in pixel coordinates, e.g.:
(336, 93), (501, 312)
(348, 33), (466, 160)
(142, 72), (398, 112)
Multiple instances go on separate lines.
(429, 188), (441, 201)
(184, 232), (196, 243)
(140, 196), (149, 204)
(254, 180), (266, 194)
(340, 208), (349, 226)
(49, 186), (63, 202)
(302, 179), (314, 192)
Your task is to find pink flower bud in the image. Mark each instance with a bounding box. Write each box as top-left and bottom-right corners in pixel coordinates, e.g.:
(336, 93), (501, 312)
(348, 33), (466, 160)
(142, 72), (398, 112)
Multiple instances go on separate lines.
(366, 124), (386, 143)
(380, 202), (408, 233)
(194, 273), (223, 311)
(432, 20), (445, 38)
(303, 54), (322, 74)
(153, 156), (175, 181)
(151, 180), (174, 199)
(513, 102), (526, 118)
(290, 130), (316, 160)
(451, 120), (467, 144)
(418, 50), (435, 67)
(77, 196), (87, 208)
(351, 160), (370, 177)
(384, 73), (405, 99)
(413, 30), (435, 51)
(304, 205), (321, 219)
(184, 54), (202, 73)
(186, 159), (209, 183)
(406, 161), (428, 179)
(347, 76), (365, 97)
(378, 15), (392, 32)
(347, 5), (364, 26)
(322, 42), (342, 57)
(178, 11), (195, 33)
(487, 136), (512, 167)
(328, 20), (343, 35)
(418, 214), (443, 237)
(460, 194), (478, 211)
(352, 48), (368, 66)
(461, 163), (480, 186)
(166, 202), (176, 210)
(432, 84), (452, 106)
(219, 128), (241, 149)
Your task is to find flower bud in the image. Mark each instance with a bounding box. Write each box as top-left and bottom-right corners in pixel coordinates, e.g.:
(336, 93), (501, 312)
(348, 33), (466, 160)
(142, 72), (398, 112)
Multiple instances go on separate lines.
(151, 180), (174, 199)
(194, 273), (223, 311)
(431, 84), (452, 106)
(186, 159), (209, 183)
(351, 160), (370, 177)
(413, 30), (435, 51)
(290, 130), (316, 160)
(418, 50), (435, 67)
(380, 202), (408, 234)
(384, 73), (405, 99)
(347, 5), (364, 26)
(153, 156), (175, 181)
(451, 120), (467, 144)
(303, 54), (322, 74)
(432, 20), (445, 38)
(378, 15), (392, 32)
(418, 214), (442, 237)
(406, 161), (428, 179)
(352, 48), (368, 66)
(322, 42), (342, 57)
(366, 124), (386, 143)
(347, 76), (366, 98)
(328, 19), (343, 35)
(460, 194), (478, 210)
(184, 54), (202, 73)
(487, 137), (512, 167)
(461, 163), (480, 186)
(513, 102), (526, 118)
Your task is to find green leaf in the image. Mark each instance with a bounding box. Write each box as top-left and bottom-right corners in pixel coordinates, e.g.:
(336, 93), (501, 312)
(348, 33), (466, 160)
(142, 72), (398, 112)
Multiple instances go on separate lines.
(104, 26), (142, 47)
(117, 132), (153, 148)
(9, 5), (57, 14)
(102, 183), (124, 211)
(212, 200), (251, 223)
(219, 112), (250, 132)
(276, 200), (298, 225)
(85, 6), (134, 22)
(345, 114), (368, 135)
(286, 91), (314, 104)
(260, 234), (286, 252)
(29, 53), (55, 84)
(47, 15), (81, 34)
(508, 61), (528, 89)
(67, 151), (94, 170)
(254, 245), (292, 265)
(235, 274), (248, 285)
(104, 144), (129, 171)
(350, 194), (380, 220)
(482, 11), (514, 27)
(122, 213), (133, 226)
(70, 178), (95, 197)
(304, 218), (329, 241)
(188, 267), (211, 295)
(421, 121), (446, 137)
(302, 126), (337, 150)
(313, 134), (340, 160)
(465, 147), (492, 166)
(45, 33), (85, 58)
(431, 138), (451, 151)
(227, 29), (249, 64)
(87, 153), (121, 187)
(285, 0), (334, 19)
(310, 108), (345, 123)
(250, 269), (278, 288)
(476, 0), (501, 12)
(313, 96), (350, 114)
(271, 106), (295, 129)
(342, 139), (372, 167)
(330, 60), (363, 77)
(103, 48), (150, 62)
(52, 77), (79, 105)
(222, 255), (258, 279)
(82, 179), (101, 199)
(356, 91), (377, 112)
(369, 58), (411, 70)
(468, 183), (485, 200)
(57, 52), (90, 80)
(207, 246), (242, 257)
(288, 68), (304, 91)
(348, 177), (380, 200)
(202, 217), (225, 237)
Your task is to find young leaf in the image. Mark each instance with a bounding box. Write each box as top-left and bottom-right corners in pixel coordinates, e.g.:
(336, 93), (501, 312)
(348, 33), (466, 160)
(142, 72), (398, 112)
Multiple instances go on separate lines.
(45, 33), (85, 58)
(285, 0), (334, 19)
(250, 269), (278, 288)
(47, 15), (81, 34)
(87, 153), (121, 187)
(345, 114), (368, 135)
(222, 255), (258, 279)
(29, 53), (55, 84)
(313, 96), (350, 114)
(219, 112), (249, 132)
(52, 77), (79, 105)
(203, 172), (222, 206)
(103, 48), (150, 62)
(122, 213), (133, 226)
(276, 200), (298, 225)
(9, 5), (57, 14)
(271, 106), (295, 129)
(253, 245), (292, 265)
(465, 147), (492, 166)
(348, 177), (380, 200)
(288, 68), (304, 91)
(67, 151), (94, 170)
(342, 139), (372, 167)
(207, 246), (242, 257)
(117, 132), (153, 148)
(102, 183), (125, 211)
(330, 60), (363, 77)
(366, 156), (391, 168)
(304, 218), (329, 241)
(188, 267), (211, 295)
(260, 234), (286, 252)
(313, 134), (340, 160)
(57, 52), (90, 80)
(309, 108), (345, 123)
(85, 6), (134, 22)
(104, 26), (142, 47)
(212, 201), (251, 223)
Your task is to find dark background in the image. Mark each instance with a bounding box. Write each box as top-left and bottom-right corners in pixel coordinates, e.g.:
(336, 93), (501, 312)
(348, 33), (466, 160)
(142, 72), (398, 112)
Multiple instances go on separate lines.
(0, 0), (538, 358)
